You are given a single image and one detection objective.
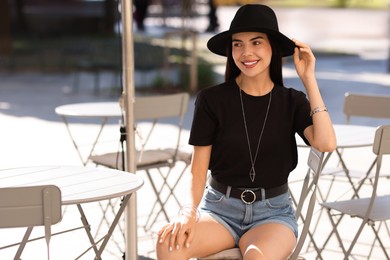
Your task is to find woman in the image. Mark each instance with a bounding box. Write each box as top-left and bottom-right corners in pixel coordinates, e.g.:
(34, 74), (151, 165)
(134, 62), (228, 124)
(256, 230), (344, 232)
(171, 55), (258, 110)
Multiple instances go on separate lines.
(156, 4), (336, 260)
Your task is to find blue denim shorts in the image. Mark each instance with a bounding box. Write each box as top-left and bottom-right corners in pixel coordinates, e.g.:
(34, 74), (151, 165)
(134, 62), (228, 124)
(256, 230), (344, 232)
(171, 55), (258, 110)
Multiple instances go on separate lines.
(199, 185), (298, 245)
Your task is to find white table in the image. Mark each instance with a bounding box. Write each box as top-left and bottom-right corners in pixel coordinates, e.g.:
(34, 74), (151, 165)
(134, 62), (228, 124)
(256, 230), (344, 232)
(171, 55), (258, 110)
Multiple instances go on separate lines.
(0, 166), (143, 259)
(298, 124), (376, 148)
(55, 102), (123, 166)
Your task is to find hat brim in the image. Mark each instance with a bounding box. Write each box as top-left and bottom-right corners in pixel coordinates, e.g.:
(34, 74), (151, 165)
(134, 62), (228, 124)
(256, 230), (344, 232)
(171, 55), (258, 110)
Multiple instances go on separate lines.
(207, 27), (295, 57)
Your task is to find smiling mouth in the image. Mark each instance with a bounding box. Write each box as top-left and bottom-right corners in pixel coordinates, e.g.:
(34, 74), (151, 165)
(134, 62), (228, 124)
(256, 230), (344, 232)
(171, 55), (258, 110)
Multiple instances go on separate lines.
(242, 60), (259, 66)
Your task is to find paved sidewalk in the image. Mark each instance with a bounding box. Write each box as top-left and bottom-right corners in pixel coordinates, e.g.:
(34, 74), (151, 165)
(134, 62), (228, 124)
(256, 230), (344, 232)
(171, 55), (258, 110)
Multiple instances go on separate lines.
(0, 6), (390, 260)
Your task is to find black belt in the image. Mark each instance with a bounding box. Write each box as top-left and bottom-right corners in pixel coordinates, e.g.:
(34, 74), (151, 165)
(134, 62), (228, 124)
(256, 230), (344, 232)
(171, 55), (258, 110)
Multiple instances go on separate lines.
(209, 178), (288, 205)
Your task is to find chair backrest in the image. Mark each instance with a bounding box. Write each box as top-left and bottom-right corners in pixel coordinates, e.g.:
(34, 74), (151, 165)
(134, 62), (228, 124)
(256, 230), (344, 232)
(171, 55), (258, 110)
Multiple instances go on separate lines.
(290, 147), (324, 260)
(370, 125), (390, 196)
(134, 93), (190, 120)
(343, 92), (390, 124)
(133, 92), (190, 162)
(0, 185), (62, 258)
(373, 125), (390, 157)
(354, 125), (390, 226)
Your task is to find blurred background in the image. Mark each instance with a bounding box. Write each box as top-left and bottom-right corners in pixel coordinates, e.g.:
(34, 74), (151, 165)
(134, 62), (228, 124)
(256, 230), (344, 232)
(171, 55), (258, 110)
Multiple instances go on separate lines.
(0, 0), (389, 96)
(0, 1), (389, 259)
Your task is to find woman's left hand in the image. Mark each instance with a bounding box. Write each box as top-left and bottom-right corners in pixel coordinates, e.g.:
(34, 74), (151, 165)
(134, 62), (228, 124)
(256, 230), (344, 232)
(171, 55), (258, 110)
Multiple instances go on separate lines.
(292, 39), (316, 82)
(157, 214), (197, 251)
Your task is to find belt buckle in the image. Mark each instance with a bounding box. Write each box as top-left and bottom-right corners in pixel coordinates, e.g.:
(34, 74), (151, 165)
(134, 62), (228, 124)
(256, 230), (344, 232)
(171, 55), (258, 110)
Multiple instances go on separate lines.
(240, 189), (256, 204)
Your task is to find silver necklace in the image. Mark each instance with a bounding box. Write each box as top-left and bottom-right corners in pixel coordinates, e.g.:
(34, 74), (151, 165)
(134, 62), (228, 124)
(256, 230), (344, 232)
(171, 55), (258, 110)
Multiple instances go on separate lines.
(239, 87), (272, 182)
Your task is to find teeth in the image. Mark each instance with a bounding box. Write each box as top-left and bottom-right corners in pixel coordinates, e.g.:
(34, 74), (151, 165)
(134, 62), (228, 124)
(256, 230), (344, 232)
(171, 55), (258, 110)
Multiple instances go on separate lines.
(243, 61), (257, 66)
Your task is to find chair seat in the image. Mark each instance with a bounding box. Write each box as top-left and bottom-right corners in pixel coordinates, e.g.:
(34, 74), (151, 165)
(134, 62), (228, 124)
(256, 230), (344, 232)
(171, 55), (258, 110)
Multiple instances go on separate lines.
(199, 248), (242, 260)
(321, 195), (390, 222)
(163, 148), (192, 164)
(89, 149), (177, 169)
(198, 248), (307, 260)
(90, 148), (192, 169)
(322, 167), (390, 179)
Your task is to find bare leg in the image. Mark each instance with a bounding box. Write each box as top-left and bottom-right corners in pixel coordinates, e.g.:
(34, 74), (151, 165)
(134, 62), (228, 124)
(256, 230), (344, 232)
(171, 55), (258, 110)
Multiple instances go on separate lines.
(239, 223), (296, 260)
(156, 214), (236, 260)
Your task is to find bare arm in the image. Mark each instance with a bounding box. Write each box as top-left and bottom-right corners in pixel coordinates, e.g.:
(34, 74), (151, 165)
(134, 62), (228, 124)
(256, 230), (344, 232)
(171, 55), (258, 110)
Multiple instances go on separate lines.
(293, 39), (337, 152)
(186, 145), (212, 207)
(158, 145), (212, 250)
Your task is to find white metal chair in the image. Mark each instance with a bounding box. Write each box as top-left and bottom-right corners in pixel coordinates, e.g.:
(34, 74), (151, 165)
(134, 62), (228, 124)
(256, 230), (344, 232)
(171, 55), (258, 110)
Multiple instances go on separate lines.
(320, 125), (390, 259)
(89, 92), (191, 230)
(343, 92), (390, 124)
(198, 147), (324, 260)
(302, 93), (390, 257)
(0, 185), (62, 260)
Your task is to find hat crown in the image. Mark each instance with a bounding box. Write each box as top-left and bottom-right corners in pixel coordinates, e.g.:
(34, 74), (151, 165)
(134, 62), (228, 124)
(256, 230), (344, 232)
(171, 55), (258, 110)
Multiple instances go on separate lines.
(207, 4), (294, 57)
(229, 4), (279, 33)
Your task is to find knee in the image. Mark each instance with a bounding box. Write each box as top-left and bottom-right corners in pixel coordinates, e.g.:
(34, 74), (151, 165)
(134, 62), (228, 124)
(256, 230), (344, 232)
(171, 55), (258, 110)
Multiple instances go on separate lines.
(156, 234), (192, 260)
(156, 235), (183, 260)
(156, 236), (170, 259)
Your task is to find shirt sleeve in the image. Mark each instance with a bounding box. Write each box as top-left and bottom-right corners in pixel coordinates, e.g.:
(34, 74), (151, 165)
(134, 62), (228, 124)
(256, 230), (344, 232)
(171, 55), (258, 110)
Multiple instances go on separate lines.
(294, 91), (313, 146)
(188, 89), (218, 146)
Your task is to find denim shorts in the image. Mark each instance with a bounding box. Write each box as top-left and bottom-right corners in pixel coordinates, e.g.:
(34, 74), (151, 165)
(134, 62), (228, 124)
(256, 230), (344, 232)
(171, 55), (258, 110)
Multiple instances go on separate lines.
(199, 185), (298, 245)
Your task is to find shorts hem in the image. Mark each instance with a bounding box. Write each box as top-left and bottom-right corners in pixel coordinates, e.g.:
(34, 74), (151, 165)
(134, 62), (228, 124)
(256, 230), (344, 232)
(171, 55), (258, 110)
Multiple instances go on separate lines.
(253, 219), (298, 238)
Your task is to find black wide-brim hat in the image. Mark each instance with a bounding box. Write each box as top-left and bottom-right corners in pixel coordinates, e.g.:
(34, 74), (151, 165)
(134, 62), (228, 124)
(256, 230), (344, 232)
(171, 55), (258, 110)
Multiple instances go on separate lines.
(207, 4), (295, 57)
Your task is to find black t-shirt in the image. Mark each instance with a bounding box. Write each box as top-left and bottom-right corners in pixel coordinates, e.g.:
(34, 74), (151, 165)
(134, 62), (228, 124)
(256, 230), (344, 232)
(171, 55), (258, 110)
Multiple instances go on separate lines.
(189, 79), (312, 188)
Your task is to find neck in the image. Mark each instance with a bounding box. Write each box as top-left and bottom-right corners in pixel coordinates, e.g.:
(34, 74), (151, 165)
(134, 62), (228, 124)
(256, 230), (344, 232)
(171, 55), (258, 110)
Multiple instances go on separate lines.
(236, 74), (274, 96)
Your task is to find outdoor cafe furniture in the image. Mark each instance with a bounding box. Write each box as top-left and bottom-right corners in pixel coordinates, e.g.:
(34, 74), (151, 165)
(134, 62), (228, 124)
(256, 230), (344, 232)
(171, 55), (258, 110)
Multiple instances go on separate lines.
(0, 166), (143, 259)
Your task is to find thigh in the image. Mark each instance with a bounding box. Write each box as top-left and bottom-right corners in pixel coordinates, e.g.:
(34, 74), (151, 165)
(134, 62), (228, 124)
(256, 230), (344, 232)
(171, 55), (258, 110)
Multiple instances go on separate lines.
(191, 214), (236, 257)
(156, 214), (236, 260)
(239, 223), (296, 260)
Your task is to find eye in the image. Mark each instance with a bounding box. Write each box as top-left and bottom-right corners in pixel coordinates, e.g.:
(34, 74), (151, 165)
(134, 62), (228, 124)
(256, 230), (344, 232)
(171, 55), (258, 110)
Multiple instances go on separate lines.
(252, 40), (261, 46)
(232, 42), (243, 48)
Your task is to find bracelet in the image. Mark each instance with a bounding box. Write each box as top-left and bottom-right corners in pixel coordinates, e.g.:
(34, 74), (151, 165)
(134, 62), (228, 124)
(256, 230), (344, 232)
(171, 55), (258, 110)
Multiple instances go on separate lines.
(178, 204), (201, 222)
(310, 106), (328, 117)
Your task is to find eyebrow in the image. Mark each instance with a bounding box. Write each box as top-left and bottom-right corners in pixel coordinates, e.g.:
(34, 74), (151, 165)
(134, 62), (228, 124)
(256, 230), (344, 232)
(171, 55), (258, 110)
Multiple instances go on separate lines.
(232, 35), (265, 42)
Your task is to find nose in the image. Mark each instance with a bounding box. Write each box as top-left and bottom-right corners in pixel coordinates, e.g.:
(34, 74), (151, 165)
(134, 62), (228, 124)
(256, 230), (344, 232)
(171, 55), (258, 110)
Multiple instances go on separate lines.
(242, 44), (254, 56)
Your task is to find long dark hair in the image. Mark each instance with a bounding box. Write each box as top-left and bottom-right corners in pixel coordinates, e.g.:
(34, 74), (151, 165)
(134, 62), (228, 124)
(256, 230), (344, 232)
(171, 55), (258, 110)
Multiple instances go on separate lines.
(224, 34), (285, 87)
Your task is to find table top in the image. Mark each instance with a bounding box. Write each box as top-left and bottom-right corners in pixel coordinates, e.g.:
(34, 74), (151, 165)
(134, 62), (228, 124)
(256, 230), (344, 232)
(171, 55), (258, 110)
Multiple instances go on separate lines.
(0, 166), (144, 205)
(55, 102), (122, 118)
(298, 124), (377, 148)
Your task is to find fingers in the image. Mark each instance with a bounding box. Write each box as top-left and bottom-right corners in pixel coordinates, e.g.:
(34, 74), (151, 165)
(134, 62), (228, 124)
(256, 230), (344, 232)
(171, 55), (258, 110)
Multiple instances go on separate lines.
(184, 227), (194, 249)
(292, 38), (309, 49)
(158, 221), (189, 252)
(158, 223), (174, 243)
(292, 39), (313, 54)
(171, 221), (182, 250)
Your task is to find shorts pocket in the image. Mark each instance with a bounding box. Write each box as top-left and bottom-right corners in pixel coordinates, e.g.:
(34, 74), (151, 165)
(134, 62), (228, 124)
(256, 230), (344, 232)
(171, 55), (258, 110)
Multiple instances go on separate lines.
(265, 192), (291, 209)
(204, 186), (225, 203)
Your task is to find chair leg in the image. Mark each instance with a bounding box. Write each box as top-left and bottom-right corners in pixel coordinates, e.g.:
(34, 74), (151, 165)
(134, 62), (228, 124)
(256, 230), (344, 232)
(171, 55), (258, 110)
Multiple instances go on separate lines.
(145, 163), (189, 230)
(143, 169), (171, 230)
(14, 227), (34, 259)
(145, 168), (177, 230)
(317, 208), (348, 257)
(368, 221), (390, 259)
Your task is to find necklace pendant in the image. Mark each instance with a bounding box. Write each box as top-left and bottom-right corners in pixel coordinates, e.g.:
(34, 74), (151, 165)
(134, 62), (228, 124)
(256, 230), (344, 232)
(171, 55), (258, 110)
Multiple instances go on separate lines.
(249, 166), (256, 182)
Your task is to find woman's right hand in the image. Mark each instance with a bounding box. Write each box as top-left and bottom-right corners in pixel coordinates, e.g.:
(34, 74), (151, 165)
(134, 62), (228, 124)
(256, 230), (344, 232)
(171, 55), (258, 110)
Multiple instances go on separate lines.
(158, 214), (198, 251)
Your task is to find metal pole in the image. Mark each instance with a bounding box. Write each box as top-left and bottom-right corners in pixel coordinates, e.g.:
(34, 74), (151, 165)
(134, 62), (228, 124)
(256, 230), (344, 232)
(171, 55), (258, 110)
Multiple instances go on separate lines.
(120, 0), (137, 259)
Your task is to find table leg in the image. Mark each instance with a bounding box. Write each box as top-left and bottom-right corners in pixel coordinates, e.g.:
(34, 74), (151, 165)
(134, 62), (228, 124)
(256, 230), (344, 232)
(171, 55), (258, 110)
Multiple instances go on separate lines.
(60, 116), (109, 166)
(75, 194), (132, 259)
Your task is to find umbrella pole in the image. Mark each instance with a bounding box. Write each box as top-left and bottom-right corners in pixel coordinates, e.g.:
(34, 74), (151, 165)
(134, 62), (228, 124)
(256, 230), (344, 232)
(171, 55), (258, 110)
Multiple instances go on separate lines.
(120, 0), (137, 259)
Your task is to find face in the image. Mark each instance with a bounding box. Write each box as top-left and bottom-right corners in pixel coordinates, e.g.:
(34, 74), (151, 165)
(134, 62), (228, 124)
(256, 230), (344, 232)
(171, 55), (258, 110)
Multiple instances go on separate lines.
(231, 32), (272, 78)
